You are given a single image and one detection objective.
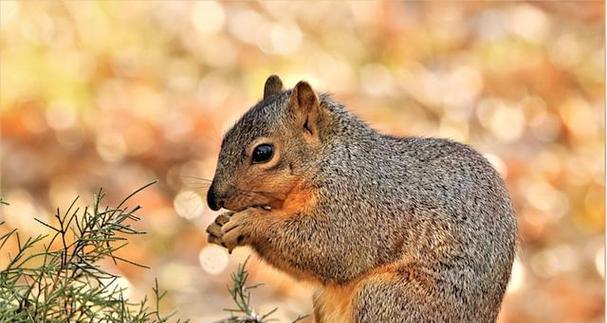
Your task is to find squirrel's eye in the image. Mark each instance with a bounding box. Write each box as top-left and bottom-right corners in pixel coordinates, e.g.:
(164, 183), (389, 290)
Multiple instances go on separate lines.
(252, 144), (274, 164)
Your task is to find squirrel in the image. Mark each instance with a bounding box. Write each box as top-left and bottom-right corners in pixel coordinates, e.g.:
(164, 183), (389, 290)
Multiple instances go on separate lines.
(205, 75), (517, 323)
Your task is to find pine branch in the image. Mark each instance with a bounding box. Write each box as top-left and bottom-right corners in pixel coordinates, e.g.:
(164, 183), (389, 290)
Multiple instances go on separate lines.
(213, 256), (308, 323)
(0, 181), (186, 322)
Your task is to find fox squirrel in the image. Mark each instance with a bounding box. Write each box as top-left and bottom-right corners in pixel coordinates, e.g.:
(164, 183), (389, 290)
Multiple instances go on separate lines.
(205, 75), (517, 322)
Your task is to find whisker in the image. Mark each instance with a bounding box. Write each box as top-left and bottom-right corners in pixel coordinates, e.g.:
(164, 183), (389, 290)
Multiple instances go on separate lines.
(182, 180), (212, 186)
(227, 184), (277, 200)
(182, 181), (211, 185)
(180, 177), (282, 200)
(182, 185), (213, 190)
(181, 175), (213, 182)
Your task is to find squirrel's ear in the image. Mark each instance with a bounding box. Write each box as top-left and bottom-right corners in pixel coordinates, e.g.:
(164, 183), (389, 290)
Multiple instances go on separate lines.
(263, 75), (283, 99)
(289, 81), (320, 137)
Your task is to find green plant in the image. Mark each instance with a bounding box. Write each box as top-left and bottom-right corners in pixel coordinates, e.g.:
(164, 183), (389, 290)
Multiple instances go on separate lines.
(0, 183), (306, 323)
(213, 257), (308, 323)
(0, 181), (186, 323)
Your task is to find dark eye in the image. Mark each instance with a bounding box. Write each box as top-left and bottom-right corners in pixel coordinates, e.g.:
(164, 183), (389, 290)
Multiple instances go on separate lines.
(252, 144), (274, 164)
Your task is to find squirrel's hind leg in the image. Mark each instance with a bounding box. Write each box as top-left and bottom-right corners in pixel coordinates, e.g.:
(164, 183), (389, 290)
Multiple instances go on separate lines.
(351, 265), (469, 323)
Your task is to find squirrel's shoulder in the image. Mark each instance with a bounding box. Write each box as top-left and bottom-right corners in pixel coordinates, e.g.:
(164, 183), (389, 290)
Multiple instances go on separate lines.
(366, 134), (487, 168)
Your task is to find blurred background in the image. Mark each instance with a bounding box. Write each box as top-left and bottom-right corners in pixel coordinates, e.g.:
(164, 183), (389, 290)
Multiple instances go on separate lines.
(0, 1), (604, 322)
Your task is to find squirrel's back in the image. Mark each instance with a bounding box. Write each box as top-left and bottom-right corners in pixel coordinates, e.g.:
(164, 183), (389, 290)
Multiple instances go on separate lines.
(311, 95), (516, 320)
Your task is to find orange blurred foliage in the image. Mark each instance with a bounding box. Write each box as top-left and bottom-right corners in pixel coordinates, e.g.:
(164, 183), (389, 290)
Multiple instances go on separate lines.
(0, 1), (604, 322)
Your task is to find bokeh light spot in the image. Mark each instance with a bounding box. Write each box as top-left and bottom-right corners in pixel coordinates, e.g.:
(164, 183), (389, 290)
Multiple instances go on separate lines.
(199, 245), (229, 275)
(483, 153), (508, 178)
(477, 99), (526, 143)
(524, 179), (569, 219)
(0, 1), (19, 27)
(45, 103), (77, 130)
(192, 1), (225, 34)
(595, 247), (604, 279)
(508, 4), (550, 43)
(269, 23), (302, 55)
(257, 22), (302, 55)
(530, 244), (577, 278)
(96, 132), (127, 163)
(227, 8), (264, 44)
(174, 190), (204, 220)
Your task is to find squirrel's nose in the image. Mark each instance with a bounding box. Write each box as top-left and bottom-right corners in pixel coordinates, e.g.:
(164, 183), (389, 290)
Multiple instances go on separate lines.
(206, 184), (224, 211)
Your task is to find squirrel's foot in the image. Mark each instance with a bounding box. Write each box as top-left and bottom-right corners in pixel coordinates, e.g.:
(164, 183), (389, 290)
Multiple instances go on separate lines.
(206, 211), (233, 248)
(221, 207), (268, 253)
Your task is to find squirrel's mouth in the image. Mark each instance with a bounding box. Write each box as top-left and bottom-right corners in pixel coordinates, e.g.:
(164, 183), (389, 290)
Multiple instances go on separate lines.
(222, 192), (282, 212)
(253, 205), (272, 211)
(226, 203), (273, 212)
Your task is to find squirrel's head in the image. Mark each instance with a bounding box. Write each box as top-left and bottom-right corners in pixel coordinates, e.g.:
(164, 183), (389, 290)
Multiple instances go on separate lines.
(207, 75), (325, 212)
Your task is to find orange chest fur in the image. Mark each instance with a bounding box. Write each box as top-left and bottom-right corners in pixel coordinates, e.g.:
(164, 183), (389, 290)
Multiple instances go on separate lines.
(277, 180), (316, 215)
(314, 284), (356, 323)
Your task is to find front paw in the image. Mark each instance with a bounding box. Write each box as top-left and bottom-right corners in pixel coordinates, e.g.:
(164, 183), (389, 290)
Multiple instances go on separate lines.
(206, 211), (233, 247)
(221, 208), (266, 253)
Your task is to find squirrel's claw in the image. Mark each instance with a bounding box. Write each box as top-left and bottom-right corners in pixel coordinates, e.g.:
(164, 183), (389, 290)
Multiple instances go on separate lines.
(221, 222), (246, 253)
(206, 209), (263, 253)
(206, 223), (224, 247)
(207, 234), (223, 246)
(215, 212), (233, 225)
(220, 208), (261, 253)
(206, 211), (234, 249)
(206, 222), (222, 236)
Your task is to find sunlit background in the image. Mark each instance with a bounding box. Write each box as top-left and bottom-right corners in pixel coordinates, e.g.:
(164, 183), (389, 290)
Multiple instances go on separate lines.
(0, 1), (604, 322)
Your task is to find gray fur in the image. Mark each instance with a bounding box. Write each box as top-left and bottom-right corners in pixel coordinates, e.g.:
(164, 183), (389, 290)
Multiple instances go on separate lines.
(211, 84), (517, 323)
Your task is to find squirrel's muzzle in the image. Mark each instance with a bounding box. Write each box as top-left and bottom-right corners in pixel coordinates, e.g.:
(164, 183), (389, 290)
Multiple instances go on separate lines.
(206, 182), (224, 211)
